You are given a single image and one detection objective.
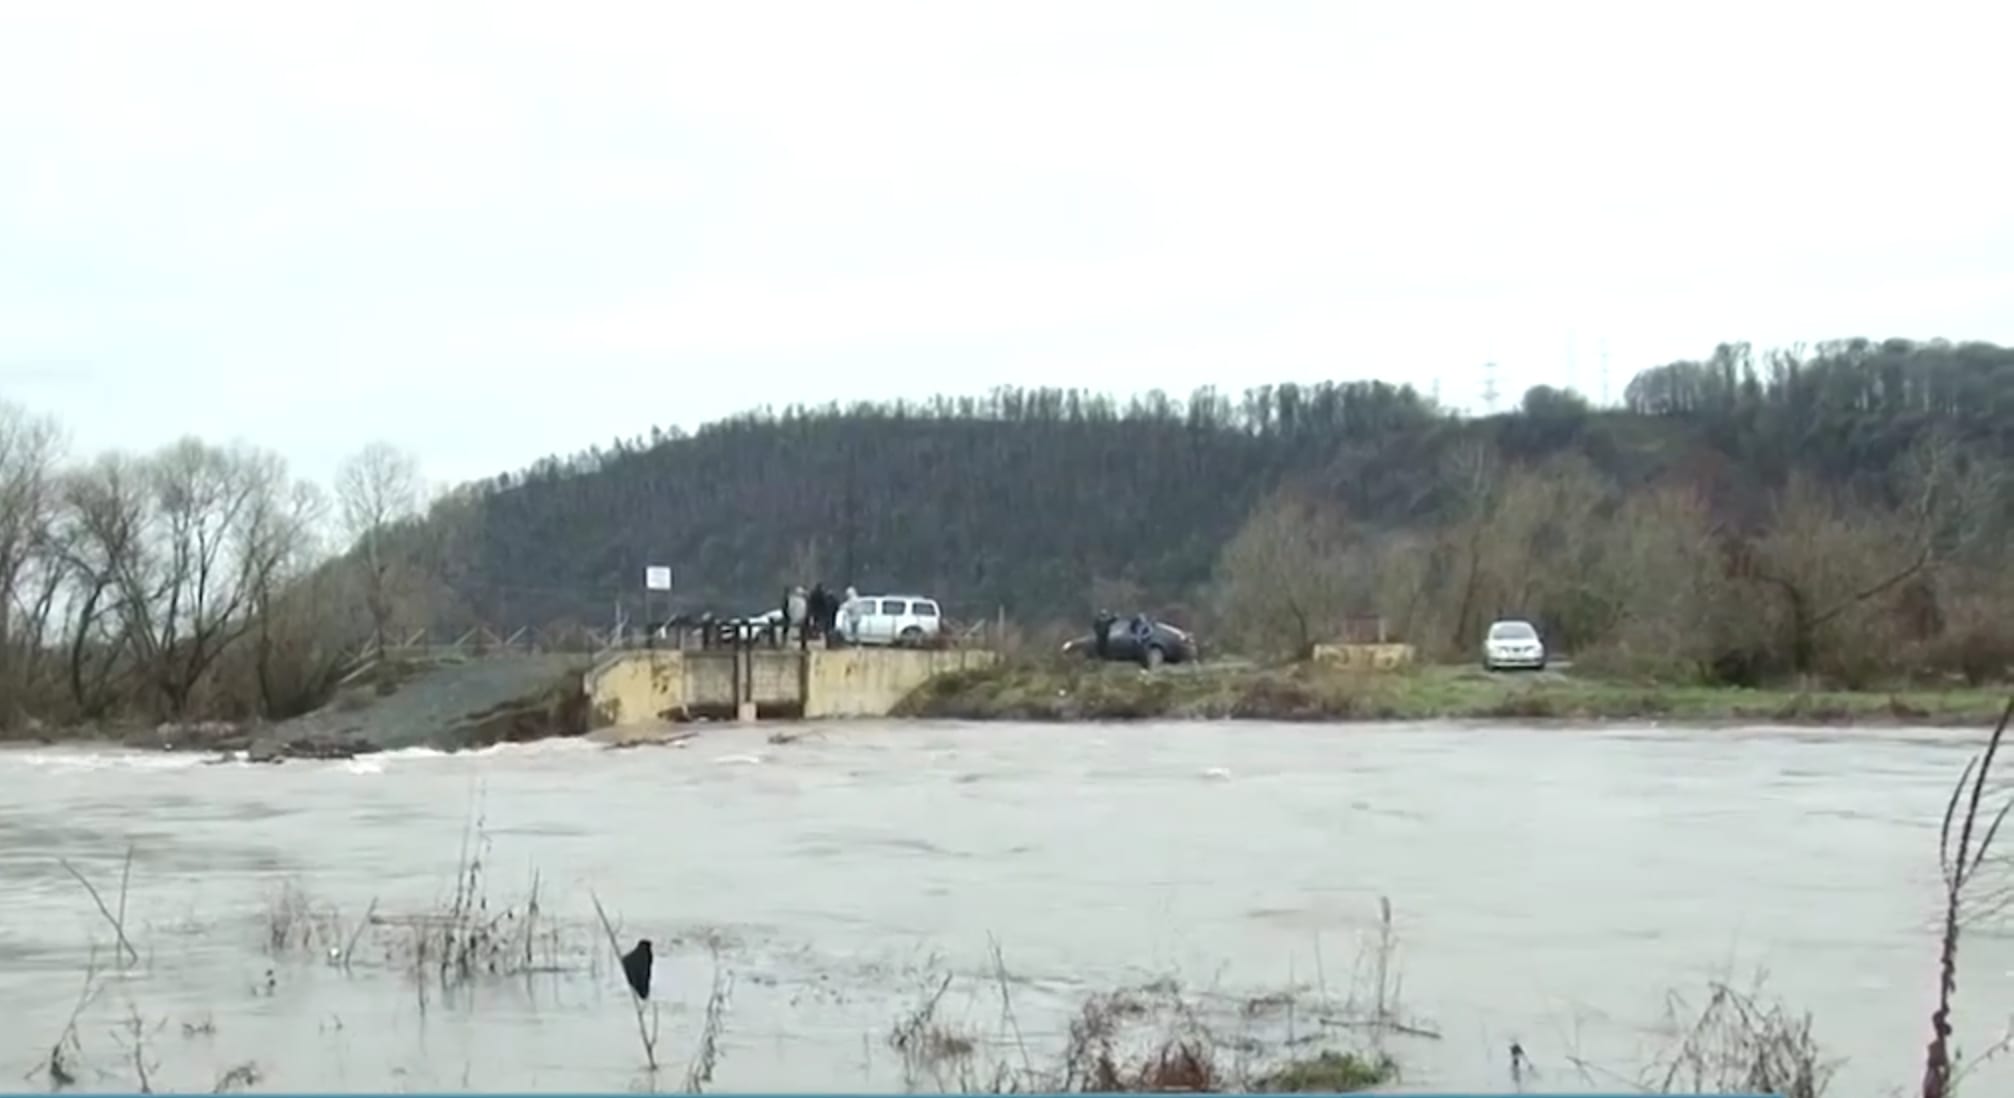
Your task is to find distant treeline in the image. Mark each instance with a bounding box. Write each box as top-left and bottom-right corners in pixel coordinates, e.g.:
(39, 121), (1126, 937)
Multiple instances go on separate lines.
(452, 337), (2014, 623)
(3, 336), (2012, 728)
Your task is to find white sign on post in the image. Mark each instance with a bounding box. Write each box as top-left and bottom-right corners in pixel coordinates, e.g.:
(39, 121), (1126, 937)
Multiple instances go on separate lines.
(643, 566), (672, 591)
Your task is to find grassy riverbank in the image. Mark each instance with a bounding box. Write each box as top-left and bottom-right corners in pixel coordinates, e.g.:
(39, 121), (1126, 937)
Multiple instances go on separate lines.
(895, 659), (2013, 725)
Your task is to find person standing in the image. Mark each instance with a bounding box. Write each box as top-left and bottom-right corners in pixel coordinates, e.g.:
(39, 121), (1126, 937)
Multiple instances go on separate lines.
(786, 585), (809, 645)
(837, 587), (862, 645)
(808, 583), (831, 641)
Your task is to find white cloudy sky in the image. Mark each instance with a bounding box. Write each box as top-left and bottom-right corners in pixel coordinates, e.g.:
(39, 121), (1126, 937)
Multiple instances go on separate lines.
(2, 0), (2008, 489)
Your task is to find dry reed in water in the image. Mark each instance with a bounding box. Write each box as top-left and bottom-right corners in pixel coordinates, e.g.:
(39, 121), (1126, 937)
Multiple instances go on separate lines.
(589, 891), (661, 1074)
(58, 845), (139, 966)
(1921, 696), (2014, 1098)
(683, 939), (734, 1094)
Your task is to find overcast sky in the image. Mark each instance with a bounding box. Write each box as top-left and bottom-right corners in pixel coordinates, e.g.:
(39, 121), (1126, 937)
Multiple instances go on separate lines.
(2, 0), (2008, 489)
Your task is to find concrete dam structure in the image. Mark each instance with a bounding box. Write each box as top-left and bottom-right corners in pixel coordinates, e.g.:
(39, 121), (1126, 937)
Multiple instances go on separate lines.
(585, 646), (998, 726)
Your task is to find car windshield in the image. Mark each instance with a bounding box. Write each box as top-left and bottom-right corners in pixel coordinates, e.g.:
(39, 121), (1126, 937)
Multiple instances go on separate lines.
(1489, 622), (1537, 641)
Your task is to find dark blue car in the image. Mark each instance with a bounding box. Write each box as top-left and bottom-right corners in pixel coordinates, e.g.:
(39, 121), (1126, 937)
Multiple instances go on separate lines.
(1061, 614), (1201, 669)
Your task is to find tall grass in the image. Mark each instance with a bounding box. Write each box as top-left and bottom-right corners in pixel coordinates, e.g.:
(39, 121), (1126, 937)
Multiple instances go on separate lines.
(1642, 976), (1836, 1098)
(881, 899), (1425, 1094)
(1922, 698), (2014, 1098)
(259, 819), (583, 991)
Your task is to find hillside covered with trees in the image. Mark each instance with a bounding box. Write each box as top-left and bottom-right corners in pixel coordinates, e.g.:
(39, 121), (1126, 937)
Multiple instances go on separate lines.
(3, 336), (2013, 729)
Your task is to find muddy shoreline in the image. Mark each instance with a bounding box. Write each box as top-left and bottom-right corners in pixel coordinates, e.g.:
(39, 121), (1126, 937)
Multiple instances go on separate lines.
(1, 654), (595, 762)
(3, 719), (478, 763)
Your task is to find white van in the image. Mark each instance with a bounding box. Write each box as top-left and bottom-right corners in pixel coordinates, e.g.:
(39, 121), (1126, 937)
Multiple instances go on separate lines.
(836, 594), (943, 647)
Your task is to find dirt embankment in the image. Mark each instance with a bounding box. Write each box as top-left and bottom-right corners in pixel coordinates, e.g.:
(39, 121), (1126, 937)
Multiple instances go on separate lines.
(111, 654), (594, 761)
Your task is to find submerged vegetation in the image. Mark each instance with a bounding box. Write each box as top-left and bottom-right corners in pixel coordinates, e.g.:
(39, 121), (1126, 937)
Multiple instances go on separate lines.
(259, 833), (581, 993)
(31, 801), (1946, 1096)
(1252, 1051), (1399, 1093)
(884, 964), (1406, 1094)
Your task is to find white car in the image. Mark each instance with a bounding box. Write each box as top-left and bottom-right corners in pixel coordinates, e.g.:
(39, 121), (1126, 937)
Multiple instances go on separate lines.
(836, 594), (944, 647)
(1482, 619), (1547, 671)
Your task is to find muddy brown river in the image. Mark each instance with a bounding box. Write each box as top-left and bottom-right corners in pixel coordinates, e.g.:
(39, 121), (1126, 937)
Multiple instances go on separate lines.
(2, 719), (2009, 1095)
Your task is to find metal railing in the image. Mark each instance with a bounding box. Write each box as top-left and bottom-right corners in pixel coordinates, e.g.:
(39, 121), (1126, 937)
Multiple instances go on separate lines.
(338, 616), (997, 672)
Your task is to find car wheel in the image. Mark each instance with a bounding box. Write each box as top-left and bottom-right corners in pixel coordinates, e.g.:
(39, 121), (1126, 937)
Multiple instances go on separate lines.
(1142, 645), (1165, 670)
(899, 626), (923, 647)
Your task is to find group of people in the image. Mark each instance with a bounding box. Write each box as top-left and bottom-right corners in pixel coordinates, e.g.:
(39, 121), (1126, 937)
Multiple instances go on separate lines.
(782, 582), (859, 647)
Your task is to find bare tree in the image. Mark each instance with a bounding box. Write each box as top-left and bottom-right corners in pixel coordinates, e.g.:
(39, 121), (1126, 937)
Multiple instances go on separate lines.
(335, 443), (421, 658)
(1733, 437), (1978, 683)
(1214, 487), (1357, 658)
(1438, 439), (1503, 653)
(240, 477), (327, 716)
(1585, 482), (1730, 675)
(61, 439), (302, 717)
(8, 526), (74, 712)
(1474, 454), (1609, 642)
(82, 440), (298, 718)
(1408, 449), (1607, 658)
(1365, 528), (1439, 647)
(0, 402), (64, 722)
(57, 455), (151, 717)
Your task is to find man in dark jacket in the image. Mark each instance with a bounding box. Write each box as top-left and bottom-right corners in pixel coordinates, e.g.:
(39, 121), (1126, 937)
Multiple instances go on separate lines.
(807, 584), (830, 641)
(1093, 610), (1118, 659)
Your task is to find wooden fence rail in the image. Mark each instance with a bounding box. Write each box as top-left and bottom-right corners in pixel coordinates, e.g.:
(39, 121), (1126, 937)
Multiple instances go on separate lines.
(335, 616), (1000, 677)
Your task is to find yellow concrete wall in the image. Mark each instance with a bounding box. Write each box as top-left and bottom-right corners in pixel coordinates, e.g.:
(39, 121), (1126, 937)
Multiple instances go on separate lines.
(681, 652), (738, 708)
(803, 647), (998, 718)
(750, 651), (805, 703)
(676, 651), (805, 708)
(1310, 642), (1416, 670)
(584, 651), (685, 726)
(585, 646), (999, 726)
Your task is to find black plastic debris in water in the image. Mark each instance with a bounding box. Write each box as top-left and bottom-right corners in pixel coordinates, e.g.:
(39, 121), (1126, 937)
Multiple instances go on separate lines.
(621, 937), (653, 999)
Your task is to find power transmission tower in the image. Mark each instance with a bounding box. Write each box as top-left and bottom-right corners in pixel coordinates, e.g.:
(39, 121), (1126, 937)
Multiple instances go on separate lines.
(1481, 361), (1500, 413)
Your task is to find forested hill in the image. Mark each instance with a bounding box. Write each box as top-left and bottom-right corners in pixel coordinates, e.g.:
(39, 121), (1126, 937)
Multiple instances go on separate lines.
(407, 337), (2014, 630)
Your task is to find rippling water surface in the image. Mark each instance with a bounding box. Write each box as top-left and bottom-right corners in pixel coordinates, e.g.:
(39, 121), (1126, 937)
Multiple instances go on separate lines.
(2, 719), (2009, 1095)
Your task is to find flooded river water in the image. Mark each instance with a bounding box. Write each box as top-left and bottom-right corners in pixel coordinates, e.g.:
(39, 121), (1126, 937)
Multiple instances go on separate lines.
(2, 719), (2009, 1095)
